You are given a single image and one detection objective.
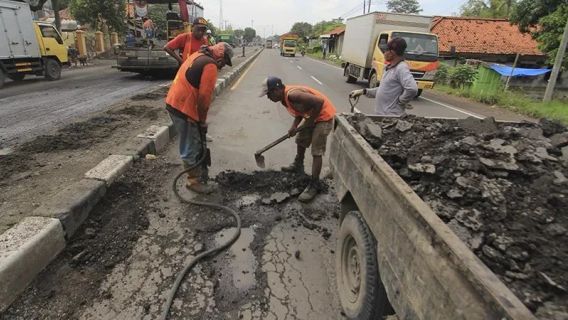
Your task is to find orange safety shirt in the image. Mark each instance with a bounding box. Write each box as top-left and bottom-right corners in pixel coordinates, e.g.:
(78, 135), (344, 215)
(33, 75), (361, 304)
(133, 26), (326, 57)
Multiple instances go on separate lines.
(166, 32), (209, 61)
(283, 85), (336, 122)
(165, 52), (218, 122)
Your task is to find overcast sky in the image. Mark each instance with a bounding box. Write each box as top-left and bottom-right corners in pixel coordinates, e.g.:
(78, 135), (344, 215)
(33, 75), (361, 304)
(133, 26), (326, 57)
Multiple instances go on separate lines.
(201, 0), (466, 36)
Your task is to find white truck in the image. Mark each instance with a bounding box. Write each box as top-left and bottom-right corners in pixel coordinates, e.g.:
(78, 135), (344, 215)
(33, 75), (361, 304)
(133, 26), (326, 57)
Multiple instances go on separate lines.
(0, 0), (68, 88)
(341, 12), (439, 96)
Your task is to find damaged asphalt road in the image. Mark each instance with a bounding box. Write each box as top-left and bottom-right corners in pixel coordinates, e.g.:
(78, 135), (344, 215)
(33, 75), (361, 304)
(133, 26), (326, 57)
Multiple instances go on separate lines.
(3, 150), (343, 319)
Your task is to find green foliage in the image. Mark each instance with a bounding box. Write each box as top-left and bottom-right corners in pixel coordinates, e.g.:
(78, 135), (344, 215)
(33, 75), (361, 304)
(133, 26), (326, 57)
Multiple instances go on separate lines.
(243, 27), (256, 43)
(69, 0), (125, 31)
(535, 5), (568, 67)
(311, 21), (344, 37)
(290, 22), (313, 40)
(386, 0), (422, 14)
(436, 84), (568, 125)
(434, 64), (450, 83)
(234, 29), (244, 39)
(460, 0), (515, 18)
(147, 4), (168, 33)
(510, 0), (567, 67)
(447, 65), (478, 88)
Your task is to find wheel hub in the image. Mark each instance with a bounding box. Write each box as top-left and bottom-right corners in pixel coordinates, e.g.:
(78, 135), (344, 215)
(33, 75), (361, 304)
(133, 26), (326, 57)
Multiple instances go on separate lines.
(342, 236), (362, 303)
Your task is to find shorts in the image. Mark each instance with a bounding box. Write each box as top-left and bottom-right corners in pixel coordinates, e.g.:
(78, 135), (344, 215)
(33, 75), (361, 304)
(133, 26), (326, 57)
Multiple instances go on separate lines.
(296, 120), (334, 156)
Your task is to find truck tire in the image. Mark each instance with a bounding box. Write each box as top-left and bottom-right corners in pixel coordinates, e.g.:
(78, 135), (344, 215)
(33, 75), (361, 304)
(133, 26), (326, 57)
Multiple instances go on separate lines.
(345, 66), (357, 83)
(336, 211), (390, 320)
(45, 59), (61, 81)
(0, 69), (5, 88)
(8, 73), (25, 81)
(368, 72), (379, 88)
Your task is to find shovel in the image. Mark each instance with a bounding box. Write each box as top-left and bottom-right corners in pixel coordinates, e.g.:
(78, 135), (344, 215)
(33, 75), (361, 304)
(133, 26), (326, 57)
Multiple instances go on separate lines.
(254, 126), (308, 168)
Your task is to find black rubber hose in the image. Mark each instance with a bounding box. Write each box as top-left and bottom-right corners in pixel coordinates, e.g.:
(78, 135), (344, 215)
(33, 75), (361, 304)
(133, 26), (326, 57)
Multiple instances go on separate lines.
(159, 131), (242, 320)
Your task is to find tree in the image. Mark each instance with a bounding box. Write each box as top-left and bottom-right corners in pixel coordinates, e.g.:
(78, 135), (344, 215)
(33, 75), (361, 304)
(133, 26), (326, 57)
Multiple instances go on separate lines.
(243, 27), (256, 43)
(311, 20), (344, 37)
(15, 0), (69, 31)
(290, 22), (312, 39)
(510, 0), (568, 67)
(386, 0), (422, 14)
(69, 0), (126, 31)
(234, 29), (245, 39)
(460, 0), (515, 18)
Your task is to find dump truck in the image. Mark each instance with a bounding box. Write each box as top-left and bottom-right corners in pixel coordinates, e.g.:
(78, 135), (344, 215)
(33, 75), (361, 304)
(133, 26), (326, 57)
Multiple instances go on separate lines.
(0, 0), (68, 88)
(341, 12), (439, 97)
(279, 33), (299, 57)
(115, 0), (195, 76)
(329, 114), (539, 320)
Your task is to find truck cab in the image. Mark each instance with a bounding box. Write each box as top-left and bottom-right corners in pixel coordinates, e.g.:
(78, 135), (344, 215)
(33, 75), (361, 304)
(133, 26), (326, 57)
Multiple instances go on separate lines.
(279, 34), (299, 57)
(0, 0), (68, 88)
(371, 31), (439, 95)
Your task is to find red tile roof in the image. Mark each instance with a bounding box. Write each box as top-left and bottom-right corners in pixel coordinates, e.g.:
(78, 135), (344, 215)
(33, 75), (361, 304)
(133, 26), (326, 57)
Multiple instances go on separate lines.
(328, 26), (345, 36)
(431, 17), (544, 56)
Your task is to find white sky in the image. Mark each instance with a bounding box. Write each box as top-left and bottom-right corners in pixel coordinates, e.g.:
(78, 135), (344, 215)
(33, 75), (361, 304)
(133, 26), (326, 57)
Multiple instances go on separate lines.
(200, 0), (467, 36)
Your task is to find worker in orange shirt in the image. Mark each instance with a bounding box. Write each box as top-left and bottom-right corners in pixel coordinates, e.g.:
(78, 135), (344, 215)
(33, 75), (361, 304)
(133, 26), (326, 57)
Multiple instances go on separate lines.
(164, 17), (209, 64)
(260, 77), (337, 202)
(165, 42), (234, 193)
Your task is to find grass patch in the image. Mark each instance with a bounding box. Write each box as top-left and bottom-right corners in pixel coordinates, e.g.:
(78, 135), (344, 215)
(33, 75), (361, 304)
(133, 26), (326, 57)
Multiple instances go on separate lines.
(434, 84), (568, 125)
(306, 52), (343, 67)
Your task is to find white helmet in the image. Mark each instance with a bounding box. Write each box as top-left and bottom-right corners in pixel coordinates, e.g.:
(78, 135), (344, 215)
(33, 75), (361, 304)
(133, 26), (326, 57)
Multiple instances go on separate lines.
(206, 30), (212, 34)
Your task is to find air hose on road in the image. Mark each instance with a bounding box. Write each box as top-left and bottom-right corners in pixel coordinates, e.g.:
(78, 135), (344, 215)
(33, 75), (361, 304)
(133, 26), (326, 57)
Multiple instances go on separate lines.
(159, 130), (242, 320)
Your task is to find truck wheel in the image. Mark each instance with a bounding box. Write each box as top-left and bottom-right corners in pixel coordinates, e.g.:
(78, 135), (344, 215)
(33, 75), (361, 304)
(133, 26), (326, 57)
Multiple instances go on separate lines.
(345, 66), (357, 83)
(8, 73), (25, 81)
(368, 72), (378, 88)
(336, 211), (390, 320)
(45, 59), (61, 81)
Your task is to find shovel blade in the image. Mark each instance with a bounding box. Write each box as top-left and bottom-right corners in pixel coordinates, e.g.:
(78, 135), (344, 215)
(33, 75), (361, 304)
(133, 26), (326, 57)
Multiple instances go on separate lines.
(254, 153), (266, 168)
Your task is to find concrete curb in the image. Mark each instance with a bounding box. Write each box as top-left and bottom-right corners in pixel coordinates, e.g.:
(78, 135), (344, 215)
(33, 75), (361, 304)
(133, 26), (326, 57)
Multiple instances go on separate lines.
(0, 47), (264, 313)
(0, 217), (66, 311)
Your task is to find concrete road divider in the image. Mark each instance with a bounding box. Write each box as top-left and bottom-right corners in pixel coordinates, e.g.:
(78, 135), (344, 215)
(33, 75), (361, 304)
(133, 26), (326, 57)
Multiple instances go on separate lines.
(137, 125), (170, 154)
(33, 179), (107, 238)
(85, 155), (134, 186)
(0, 217), (66, 312)
(0, 47), (264, 313)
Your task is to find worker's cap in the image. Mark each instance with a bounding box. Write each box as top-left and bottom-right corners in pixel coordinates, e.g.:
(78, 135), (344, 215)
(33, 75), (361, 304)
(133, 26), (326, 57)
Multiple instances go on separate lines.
(259, 76), (283, 97)
(206, 30), (212, 34)
(193, 17), (208, 26)
(209, 42), (233, 67)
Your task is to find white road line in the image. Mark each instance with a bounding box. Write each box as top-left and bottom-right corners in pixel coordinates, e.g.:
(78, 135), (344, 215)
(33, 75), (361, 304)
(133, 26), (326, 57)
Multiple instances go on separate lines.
(310, 76), (323, 85)
(420, 96), (484, 119)
(306, 57), (343, 71)
(297, 65), (303, 70)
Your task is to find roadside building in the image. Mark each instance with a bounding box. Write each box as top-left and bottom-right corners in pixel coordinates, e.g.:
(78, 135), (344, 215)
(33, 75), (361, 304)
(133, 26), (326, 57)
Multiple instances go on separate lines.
(430, 17), (546, 66)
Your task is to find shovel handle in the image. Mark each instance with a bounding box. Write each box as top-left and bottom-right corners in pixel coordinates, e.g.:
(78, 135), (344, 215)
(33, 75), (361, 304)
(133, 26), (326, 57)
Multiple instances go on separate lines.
(255, 126), (309, 155)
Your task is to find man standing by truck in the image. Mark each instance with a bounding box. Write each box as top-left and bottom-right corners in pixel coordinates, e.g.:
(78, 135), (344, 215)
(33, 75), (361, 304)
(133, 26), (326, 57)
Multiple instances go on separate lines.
(164, 17), (209, 64)
(260, 77), (337, 202)
(350, 38), (418, 116)
(166, 42), (234, 193)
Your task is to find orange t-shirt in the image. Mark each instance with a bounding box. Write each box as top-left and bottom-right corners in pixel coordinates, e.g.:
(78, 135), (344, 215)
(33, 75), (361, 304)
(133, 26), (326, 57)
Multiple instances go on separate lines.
(283, 86), (336, 122)
(166, 33), (209, 61)
(165, 52), (218, 122)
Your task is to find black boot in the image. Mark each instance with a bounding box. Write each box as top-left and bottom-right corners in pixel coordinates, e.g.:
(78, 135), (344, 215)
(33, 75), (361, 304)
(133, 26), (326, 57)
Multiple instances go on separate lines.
(281, 156), (304, 173)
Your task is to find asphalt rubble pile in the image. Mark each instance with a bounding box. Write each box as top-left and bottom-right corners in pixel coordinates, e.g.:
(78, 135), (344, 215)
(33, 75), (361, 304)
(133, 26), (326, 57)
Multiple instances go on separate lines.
(349, 113), (568, 319)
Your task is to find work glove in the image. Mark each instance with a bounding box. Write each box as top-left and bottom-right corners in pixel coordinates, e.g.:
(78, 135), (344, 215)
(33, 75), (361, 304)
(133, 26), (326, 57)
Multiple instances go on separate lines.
(288, 127), (298, 137)
(350, 89), (365, 98)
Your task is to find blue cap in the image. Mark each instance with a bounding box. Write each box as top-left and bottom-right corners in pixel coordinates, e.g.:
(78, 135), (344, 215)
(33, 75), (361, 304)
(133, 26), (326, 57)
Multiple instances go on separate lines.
(259, 76), (283, 97)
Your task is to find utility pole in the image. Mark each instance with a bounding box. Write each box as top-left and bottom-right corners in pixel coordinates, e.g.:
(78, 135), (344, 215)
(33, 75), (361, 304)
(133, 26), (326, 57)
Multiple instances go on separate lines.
(544, 18), (568, 102)
(219, 0), (223, 31)
(368, 0), (371, 13)
(363, 0), (366, 14)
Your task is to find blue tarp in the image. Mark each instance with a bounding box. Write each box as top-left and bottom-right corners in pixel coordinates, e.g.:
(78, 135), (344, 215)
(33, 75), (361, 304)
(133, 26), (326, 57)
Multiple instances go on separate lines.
(489, 64), (551, 77)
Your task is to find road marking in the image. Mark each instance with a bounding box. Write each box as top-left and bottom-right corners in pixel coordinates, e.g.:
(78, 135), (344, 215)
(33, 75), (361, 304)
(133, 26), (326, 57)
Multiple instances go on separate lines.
(230, 57), (259, 91)
(297, 66), (303, 70)
(306, 57), (343, 71)
(310, 76), (323, 85)
(420, 96), (484, 119)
